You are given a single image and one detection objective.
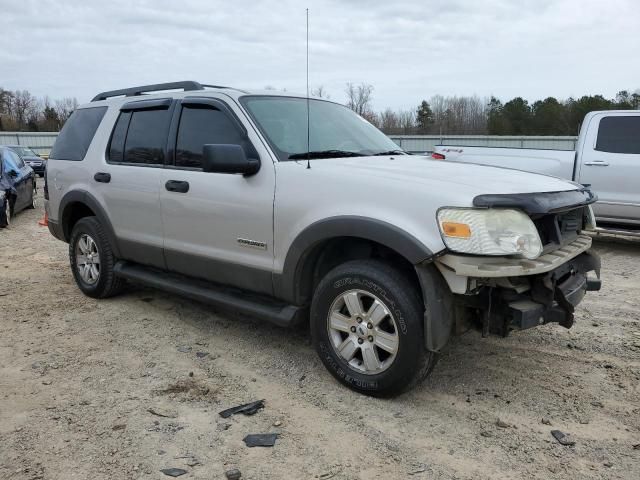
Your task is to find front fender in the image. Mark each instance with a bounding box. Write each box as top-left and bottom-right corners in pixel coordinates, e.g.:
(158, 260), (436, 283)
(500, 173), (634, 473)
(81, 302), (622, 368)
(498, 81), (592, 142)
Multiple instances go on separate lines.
(274, 215), (436, 305)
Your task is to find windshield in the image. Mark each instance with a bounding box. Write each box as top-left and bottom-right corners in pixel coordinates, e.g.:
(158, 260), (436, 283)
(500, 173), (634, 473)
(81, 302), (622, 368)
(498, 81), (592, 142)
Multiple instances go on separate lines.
(240, 96), (402, 161)
(12, 146), (39, 157)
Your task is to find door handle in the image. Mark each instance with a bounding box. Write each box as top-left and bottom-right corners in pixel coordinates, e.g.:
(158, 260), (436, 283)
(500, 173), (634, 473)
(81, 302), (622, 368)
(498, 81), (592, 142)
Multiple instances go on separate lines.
(584, 161), (610, 166)
(94, 172), (111, 183)
(165, 180), (190, 193)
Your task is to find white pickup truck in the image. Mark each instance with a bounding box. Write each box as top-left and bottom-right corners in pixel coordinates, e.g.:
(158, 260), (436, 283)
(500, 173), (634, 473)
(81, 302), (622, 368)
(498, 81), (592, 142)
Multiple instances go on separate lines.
(433, 111), (640, 229)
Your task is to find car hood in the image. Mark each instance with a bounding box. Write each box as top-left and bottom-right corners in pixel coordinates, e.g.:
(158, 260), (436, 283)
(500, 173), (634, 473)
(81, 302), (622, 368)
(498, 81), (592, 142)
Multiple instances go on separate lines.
(311, 155), (578, 196)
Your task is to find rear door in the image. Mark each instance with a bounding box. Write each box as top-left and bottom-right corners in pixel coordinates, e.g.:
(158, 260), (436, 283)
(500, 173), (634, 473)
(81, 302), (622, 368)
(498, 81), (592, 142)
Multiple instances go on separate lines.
(159, 96), (276, 295)
(99, 99), (173, 268)
(577, 113), (640, 224)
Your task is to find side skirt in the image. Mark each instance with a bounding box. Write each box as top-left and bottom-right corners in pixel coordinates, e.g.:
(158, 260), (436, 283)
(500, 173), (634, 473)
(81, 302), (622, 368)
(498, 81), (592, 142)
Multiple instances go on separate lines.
(114, 261), (306, 327)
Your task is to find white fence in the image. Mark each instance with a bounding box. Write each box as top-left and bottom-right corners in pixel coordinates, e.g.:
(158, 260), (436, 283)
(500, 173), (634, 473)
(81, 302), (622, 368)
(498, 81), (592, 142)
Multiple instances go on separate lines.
(389, 135), (578, 154)
(0, 132), (59, 156)
(1, 132), (579, 156)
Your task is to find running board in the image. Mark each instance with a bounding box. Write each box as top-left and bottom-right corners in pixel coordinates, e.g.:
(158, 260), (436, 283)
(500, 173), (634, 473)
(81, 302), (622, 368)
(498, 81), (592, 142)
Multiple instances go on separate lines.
(114, 261), (304, 327)
(592, 227), (640, 238)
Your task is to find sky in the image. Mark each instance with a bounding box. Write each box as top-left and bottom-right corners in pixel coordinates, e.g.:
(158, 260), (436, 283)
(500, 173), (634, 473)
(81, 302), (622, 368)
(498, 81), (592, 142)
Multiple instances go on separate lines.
(2, 0), (639, 111)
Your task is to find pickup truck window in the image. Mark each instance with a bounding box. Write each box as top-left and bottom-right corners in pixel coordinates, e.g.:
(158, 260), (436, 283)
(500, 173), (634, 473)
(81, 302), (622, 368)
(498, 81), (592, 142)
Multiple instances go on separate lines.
(241, 96), (400, 161)
(175, 105), (245, 168)
(595, 116), (640, 154)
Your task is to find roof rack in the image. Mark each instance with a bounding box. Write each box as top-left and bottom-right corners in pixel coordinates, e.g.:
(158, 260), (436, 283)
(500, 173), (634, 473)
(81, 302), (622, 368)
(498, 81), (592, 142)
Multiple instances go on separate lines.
(91, 81), (228, 102)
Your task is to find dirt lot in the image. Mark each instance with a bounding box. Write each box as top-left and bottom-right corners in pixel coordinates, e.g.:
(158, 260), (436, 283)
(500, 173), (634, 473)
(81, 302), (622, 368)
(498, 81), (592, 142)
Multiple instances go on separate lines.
(1, 193), (639, 480)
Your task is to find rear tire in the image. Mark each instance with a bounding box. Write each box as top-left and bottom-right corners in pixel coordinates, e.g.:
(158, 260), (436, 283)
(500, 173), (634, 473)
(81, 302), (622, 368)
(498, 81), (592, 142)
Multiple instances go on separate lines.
(69, 217), (124, 298)
(310, 259), (437, 397)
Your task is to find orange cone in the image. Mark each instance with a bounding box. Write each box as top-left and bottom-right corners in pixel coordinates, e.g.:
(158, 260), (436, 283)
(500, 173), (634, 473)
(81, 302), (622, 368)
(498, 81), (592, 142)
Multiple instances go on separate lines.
(38, 212), (48, 226)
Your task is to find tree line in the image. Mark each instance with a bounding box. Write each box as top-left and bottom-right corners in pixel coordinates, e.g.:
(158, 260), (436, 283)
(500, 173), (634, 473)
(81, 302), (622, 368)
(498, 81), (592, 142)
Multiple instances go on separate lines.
(343, 83), (640, 136)
(2, 83), (638, 136)
(0, 87), (78, 131)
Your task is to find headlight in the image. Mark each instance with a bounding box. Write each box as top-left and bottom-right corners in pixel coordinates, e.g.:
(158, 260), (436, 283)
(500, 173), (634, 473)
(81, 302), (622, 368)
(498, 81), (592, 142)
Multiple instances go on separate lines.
(437, 208), (543, 259)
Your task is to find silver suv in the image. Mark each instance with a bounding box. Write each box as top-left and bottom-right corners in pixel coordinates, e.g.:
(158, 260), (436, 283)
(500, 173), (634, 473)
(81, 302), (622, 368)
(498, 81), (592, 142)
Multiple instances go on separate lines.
(45, 81), (601, 396)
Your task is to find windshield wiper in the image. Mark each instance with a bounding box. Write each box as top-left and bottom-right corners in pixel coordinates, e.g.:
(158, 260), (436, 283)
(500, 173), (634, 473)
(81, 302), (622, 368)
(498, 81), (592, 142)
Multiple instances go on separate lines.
(372, 149), (408, 156)
(288, 150), (365, 160)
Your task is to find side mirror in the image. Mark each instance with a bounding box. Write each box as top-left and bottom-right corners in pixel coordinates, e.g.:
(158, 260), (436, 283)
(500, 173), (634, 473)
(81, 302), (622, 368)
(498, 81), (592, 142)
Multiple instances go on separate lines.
(202, 144), (260, 176)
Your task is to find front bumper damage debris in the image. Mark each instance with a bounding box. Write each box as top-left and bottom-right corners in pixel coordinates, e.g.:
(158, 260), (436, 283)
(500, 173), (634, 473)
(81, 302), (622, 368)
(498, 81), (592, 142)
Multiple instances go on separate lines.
(458, 251), (601, 337)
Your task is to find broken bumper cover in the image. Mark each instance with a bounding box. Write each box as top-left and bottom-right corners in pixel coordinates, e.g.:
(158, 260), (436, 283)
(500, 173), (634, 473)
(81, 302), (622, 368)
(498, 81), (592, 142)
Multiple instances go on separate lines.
(477, 250), (601, 336)
(436, 234), (593, 278)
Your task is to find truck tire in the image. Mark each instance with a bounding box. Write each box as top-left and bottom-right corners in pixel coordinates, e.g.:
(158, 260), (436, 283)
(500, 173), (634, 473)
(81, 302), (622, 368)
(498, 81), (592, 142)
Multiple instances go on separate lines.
(310, 259), (437, 397)
(69, 217), (124, 298)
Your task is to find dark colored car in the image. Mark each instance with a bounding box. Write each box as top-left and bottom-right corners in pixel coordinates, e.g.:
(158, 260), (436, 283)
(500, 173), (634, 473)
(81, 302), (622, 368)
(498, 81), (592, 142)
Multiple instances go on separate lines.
(0, 146), (37, 228)
(6, 145), (46, 177)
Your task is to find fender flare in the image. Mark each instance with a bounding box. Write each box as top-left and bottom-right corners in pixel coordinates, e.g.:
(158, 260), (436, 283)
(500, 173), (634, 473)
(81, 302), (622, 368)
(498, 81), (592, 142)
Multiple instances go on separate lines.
(58, 190), (121, 257)
(274, 215), (434, 305)
(416, 263), (454, 352)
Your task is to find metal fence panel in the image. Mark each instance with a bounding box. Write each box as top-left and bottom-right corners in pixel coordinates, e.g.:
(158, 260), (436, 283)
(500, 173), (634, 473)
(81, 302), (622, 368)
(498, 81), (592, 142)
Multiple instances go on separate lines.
(0, 132), (59, 155)
(389, 135), (578, 153)
(0, 132), (579, 157)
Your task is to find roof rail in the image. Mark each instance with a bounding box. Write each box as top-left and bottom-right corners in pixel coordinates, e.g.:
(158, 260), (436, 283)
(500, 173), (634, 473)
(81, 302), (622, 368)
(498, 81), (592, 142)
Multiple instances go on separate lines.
(91, 81), (206, 102)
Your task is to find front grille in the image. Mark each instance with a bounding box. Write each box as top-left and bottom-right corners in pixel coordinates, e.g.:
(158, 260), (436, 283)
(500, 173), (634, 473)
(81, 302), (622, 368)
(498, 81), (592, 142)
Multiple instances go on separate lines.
(534, 207), (586, 250)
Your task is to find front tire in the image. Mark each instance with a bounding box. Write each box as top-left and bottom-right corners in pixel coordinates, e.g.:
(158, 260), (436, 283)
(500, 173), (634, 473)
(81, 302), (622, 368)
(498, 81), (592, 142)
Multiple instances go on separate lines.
(69, 217), (124, 298)
(0, 197), (11, 228)
(28, 181), (37, 209)
(311, 259), (437, 397)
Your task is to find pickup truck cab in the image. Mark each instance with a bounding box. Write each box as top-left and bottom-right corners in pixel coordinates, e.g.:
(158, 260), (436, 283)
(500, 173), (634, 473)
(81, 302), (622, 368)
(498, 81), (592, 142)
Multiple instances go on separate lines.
(45, 81), (601, 396)
(433, 111), (640, 228)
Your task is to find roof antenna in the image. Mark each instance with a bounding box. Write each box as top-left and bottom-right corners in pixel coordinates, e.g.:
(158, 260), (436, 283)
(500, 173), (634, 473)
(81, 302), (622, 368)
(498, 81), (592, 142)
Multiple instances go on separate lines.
(306, 8), (311, 169)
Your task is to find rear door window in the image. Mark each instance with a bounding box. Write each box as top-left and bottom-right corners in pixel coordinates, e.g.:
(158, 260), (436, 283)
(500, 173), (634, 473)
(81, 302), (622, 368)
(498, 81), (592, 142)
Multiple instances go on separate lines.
(595, 116), (640, 154)
(175, 105), (245, 168)
(49, 106), (107, 161)
(108, 108), (171, 165)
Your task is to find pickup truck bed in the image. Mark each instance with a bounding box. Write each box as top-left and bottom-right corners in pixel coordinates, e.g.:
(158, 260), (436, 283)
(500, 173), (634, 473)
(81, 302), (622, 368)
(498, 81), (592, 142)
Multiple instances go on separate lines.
(435, 146), (576, 179)
(434, 110), (640, 227)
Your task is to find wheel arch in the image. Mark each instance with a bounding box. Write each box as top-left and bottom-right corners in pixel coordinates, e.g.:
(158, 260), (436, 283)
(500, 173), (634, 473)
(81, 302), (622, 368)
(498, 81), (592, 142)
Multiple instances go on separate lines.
(274, 216), (436, 306)
(59, 190), (121, 257)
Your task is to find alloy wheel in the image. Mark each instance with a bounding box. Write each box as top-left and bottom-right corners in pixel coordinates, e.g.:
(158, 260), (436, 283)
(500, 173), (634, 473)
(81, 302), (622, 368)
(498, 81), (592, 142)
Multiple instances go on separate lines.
(327, 289), (399, 375)
(75, 234), (101, 284)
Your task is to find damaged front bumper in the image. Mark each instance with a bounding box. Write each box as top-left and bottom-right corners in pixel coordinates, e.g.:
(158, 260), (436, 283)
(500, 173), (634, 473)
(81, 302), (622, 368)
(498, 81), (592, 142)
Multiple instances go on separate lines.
(425, 239), (601, 350)
(476, 250), (601, 336)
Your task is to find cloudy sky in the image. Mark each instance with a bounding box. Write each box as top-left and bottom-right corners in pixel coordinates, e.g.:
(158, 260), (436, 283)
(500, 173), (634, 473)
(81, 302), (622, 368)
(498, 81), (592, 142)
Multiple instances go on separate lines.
(2, 0), (639, 110)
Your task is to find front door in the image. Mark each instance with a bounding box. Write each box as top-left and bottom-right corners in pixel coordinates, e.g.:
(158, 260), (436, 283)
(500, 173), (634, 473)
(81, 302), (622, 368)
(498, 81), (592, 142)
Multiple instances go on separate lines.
(159, 97), (276, 295)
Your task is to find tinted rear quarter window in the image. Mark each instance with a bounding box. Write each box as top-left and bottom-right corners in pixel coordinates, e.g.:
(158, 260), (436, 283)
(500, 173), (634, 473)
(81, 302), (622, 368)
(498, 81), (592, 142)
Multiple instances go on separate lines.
(595, 116), (640, 154)
(50, 106), (107, 161)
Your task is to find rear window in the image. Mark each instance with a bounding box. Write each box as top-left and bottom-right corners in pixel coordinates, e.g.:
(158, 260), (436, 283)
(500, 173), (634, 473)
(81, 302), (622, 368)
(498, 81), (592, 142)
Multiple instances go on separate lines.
(49, 106), (107, 161)
(595, 116), (640, 154)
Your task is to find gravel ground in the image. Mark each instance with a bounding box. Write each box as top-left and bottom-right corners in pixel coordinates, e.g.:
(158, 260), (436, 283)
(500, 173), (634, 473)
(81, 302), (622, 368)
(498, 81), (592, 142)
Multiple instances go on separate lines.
(1, 192), (639, 480)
